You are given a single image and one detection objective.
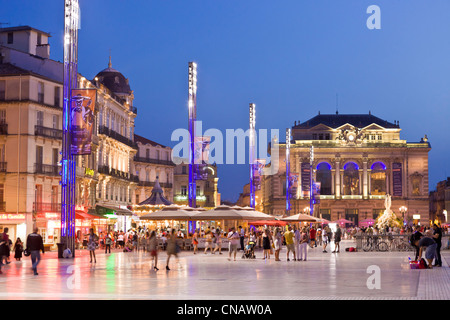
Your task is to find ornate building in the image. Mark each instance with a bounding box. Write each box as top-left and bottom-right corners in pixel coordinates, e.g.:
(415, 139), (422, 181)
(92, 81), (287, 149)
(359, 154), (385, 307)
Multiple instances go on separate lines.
(133, 134), (174, 205)
(260, 112), (431, 225)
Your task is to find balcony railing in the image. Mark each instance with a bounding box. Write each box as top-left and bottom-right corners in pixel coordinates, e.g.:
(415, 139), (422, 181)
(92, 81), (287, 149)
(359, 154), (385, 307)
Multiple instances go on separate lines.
(34, 163), (60, 176)
(138, 181), (173, 188)
(133, 156), (175, 167)
(35, 125), (63, 139)
(98, 165), (139, 182)
(98, 125), (137, 149)
(0, 162), (6, 172)
(33, 202), (61, 213)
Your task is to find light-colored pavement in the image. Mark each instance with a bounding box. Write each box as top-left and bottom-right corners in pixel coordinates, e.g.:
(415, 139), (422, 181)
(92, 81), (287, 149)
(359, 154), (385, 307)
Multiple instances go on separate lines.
(0, 240), (448, 300)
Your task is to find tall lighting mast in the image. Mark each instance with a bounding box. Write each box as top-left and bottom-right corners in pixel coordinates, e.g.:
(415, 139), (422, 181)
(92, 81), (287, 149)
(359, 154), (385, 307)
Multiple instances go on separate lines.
(61, 0), (80, 257)
(249, 103), (256, 208)
(188, 62), (197, 208)
(286, 128), (291, 215)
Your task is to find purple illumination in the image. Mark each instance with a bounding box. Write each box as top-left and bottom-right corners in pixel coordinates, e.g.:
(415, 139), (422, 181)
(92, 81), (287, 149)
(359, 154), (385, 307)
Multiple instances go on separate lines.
(343, 162), (359, 171)
(316, 162), (332, 171)
(371, 161), (387, 171)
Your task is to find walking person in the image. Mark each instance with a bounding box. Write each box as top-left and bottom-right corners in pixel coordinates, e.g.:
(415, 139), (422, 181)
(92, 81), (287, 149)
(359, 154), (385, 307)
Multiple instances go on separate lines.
(148, 231), (159, 271)
(227, 227), (240, 261)
(238, 226), (245, 251)
(0, 228), (9, 274)
(105, 233), (112, 254)
(166, 229), (180, 270)
(26, 227), (45, 276)
(87, 228), (98, 263)
(213, 229), (222, 255)
(13, 238), (24, 261)
(322, 226), (329, 253)
(273, 227), (282, 261)
(192, 229), (199, 255)
(332, 226), (342, 253)
(309, 226), (317, 248)
(284, 226), (296, 261)
(262, 229), (272, 260)
(204, 230), (213, 254)
(299, 227), (308, 261)
(294, 226), (301, 259)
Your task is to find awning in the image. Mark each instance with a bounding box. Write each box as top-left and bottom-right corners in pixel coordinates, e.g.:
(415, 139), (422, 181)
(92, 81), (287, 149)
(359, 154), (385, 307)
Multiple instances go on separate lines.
(96, 205), (134, 216)
(75, 210), (98, 220)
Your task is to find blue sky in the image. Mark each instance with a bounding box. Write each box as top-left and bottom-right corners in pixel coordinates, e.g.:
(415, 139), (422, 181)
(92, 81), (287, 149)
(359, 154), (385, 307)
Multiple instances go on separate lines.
(2, 0), (450, 201)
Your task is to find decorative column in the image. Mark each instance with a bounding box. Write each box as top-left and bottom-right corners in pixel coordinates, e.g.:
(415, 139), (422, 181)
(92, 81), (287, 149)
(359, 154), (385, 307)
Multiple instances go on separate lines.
(335, 157), (341, 199)
(363, 158), (368, 199)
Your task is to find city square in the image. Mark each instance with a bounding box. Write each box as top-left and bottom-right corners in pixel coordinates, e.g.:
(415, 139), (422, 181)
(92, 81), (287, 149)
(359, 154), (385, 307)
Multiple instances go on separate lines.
(1, 241), (449, 300)
(0, 0), (450, 305)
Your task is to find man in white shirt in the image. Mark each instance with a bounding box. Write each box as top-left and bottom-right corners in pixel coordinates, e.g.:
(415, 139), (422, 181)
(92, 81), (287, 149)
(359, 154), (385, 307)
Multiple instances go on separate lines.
(227, 227), (240, 261)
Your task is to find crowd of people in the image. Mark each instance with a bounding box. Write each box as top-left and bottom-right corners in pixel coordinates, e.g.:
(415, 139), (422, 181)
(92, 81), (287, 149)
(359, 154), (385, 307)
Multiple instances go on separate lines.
(0, 222), (447, 275)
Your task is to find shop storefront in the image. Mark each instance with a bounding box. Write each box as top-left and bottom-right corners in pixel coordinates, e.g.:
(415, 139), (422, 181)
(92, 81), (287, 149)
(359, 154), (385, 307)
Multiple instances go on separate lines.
(95, 205), (136, 233)
(0, 213), (27, 245)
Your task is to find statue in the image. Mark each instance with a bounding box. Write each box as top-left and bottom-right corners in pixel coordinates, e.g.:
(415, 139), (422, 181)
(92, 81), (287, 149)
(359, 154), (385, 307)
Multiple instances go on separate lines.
(376, 194), (400, 229)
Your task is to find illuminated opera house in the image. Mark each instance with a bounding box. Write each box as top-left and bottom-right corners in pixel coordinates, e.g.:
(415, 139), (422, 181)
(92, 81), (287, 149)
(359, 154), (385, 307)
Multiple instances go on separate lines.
(259, 112), (431, 226)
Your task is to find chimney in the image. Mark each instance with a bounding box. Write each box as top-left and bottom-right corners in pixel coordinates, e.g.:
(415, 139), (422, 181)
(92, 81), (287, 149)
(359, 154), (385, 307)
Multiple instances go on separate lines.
(36, 44), (50, 59)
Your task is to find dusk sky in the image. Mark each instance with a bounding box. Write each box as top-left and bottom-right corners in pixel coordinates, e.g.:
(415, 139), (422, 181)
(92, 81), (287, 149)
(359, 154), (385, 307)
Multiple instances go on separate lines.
(3, 0), (450, 202)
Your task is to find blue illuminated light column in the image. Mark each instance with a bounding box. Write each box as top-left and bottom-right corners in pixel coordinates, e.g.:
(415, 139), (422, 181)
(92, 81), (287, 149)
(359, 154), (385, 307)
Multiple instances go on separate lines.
(188, 62), (197, 208)
(249, 103), (256, 208)
(61, 0), (80, 257)
(285, 128), (291, 215)
(309, 145), (314, 216)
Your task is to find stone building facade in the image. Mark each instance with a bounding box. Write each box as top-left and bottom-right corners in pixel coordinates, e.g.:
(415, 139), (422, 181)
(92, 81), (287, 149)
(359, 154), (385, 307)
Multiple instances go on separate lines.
(260, 112), (431, 225)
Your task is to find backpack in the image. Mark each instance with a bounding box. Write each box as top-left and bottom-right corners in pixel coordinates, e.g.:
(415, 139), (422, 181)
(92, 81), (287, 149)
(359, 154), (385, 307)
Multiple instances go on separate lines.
(419, 258), (428, 269)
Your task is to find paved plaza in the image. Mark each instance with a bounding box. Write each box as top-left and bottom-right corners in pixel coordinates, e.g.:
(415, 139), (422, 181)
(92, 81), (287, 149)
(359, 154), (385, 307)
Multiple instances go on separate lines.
(0, 240), (448, 300)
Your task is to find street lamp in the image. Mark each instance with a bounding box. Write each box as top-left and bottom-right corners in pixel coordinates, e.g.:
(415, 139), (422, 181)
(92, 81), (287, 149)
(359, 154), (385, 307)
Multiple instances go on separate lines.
(443, 210), (448, 223)
(399, 206), (407, 225)
(303, 207), (310, 215)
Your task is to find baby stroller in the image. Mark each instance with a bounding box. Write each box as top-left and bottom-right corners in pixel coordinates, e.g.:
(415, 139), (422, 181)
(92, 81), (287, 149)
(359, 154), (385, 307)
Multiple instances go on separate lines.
(123, 241), (134, 252)
(242, 241), (256, 259)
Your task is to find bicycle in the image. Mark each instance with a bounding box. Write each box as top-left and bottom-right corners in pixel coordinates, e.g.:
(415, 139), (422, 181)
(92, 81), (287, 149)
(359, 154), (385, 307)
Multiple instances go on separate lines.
(362, 236), (389, 252)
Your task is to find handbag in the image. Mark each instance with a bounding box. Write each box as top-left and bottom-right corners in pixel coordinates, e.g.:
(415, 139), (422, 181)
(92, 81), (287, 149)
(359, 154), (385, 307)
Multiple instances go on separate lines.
(23, 248), (31, 257)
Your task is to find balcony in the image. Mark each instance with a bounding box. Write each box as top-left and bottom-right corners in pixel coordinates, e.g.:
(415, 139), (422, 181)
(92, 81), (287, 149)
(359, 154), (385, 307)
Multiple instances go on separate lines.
(33, 202), (61, 213)
(35, 125), (63, 140)
(0, 123), (7, 135)
(34, 163), (60, 176)
(138, 181), (173, 188)
(133, 156), (175, 167)
(98, 125), (137, 149)
(0, 162), (6, 172)
(98, 165), (138, 182)
(130, 106), (137, 114)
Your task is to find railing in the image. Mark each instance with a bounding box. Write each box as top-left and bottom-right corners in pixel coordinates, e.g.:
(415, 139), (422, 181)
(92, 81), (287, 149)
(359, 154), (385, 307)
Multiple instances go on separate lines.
(354, 234), (450, 252)
(98, 125), (137, 149)
(34, 163), (59, 176)
(0, 162), (6, 172)
(138, 181), (173, 188)
(98, 165), (138, 182)
(35, 125), (63, 139)
(130, 106), (137, 114)
(133, 156), (175, 167)
(33, 202), (61, 213)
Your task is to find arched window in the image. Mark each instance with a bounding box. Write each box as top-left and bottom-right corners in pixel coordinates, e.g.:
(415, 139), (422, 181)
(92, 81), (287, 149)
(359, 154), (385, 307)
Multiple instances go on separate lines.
(370, 162), (386, 195)
(316, 162), (332, 195)
(343, 162), (360, 195)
